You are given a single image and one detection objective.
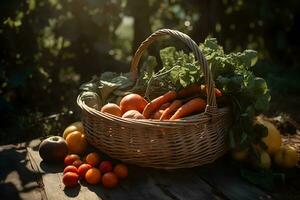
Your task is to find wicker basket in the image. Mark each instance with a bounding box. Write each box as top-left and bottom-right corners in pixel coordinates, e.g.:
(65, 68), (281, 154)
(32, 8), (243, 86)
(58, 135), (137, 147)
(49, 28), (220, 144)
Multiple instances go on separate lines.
(77, 29), (232, 169)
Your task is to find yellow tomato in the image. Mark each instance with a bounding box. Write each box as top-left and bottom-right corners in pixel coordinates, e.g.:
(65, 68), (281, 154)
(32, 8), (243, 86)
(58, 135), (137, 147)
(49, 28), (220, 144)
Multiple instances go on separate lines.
(274, 145), (298, 168)
(63, 121), (85, 139)
(66, 131), (87, 155)
(250, 149), (271, 169)
(258, 150), (271, 169)
(257, 117), (282, 155)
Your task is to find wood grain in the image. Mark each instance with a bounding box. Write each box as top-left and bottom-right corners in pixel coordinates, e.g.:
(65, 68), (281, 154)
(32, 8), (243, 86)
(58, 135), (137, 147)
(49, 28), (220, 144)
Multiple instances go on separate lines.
(194, 157), (273, 200)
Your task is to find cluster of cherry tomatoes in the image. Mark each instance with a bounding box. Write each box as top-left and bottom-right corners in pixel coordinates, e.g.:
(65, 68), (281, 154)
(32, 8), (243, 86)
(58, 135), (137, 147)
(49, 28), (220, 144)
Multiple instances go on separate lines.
(62, 152), (128, 188)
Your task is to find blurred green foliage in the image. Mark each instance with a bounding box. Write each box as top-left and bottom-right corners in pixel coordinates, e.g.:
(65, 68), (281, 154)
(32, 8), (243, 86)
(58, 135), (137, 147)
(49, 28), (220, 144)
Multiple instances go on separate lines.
(0, 0), (299, 144)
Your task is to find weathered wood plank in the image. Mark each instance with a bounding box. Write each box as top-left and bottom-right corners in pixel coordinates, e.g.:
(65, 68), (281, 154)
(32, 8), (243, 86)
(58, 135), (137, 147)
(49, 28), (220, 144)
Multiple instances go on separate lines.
(0, 142), (46, 200)
(194, 157), (273, 200)
(149, 168), (225, 200)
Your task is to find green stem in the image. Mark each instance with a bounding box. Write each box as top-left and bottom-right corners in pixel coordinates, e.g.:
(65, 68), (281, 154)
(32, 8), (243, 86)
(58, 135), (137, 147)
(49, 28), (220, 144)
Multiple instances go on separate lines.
(144, 66), (178, 100)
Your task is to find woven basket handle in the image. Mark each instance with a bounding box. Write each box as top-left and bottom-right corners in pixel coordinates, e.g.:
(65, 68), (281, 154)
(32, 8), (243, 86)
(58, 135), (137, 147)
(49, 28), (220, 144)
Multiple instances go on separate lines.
(130, 29), (217, 108)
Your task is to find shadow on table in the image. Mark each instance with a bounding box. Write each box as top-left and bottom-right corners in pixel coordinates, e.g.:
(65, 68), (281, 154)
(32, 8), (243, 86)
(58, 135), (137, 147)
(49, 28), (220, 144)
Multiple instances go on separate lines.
(0, 182), (22, 200)
(40, 160), (64, 174)
(0, 143), (42, 199)
(80, 180), (106, 197)
(63, 184), (81, 197)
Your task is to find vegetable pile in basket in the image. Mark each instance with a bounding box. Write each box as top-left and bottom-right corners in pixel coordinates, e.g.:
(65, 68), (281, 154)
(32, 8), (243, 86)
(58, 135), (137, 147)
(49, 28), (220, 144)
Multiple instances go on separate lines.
(80, 38), (271, 157)
(98, 88), (210, 120)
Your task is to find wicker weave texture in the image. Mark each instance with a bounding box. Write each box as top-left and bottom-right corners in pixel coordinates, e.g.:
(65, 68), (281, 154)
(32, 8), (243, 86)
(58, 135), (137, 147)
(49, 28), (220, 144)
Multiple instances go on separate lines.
(77, 29), (232, 169)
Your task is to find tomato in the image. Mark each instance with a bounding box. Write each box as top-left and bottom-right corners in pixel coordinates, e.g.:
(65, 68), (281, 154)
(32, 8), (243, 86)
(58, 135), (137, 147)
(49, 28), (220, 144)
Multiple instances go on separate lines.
(63, 172), (79, 187)
(63, 165), (78, 174)
(257, 117), (282, 155)
(119, 94), (148, 114)
(274, 145), (298, 168)
(258, 151), (271, 169)
(64, 154), (80, 166)
(66, 131), (87, 155)
(99, 161), (113, 173)
(251, 150), (271, 169)
(63, 122), (85, 139)
(102, 172), (118, 188)
(114, 164), (128, 179)
(78, 164), (92, 178)
(85, 168), (101, 184)
(72, 159), (84, 168)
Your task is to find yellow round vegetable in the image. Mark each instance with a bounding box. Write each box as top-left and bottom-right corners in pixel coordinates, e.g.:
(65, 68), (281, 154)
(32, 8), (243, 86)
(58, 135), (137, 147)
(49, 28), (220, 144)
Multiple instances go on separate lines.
(274, 145), (298, 168)
(257, 117), (282, 155)
(249, 149), (271, 169)
(63, 121), (85, 139)
(258, 150), (271, 169)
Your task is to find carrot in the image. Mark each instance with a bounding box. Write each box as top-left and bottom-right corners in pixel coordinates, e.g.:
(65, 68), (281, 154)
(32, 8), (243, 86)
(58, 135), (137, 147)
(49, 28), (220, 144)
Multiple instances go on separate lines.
(150, 102), (171, 119)
(177, 84), (222, 98)
(159, 100), (182, 120)
(177, 84), (202, 98)
(200, 85), (222, 97)
(152, 110), (164, 119)
(142, 91), (177, 119)
(169, 98), (206, 120)
(160, 102), (171, 110)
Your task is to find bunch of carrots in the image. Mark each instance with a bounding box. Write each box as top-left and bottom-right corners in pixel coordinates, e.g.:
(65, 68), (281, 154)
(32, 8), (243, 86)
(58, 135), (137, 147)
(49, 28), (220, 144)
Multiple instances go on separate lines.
(100, 84), (222, 120)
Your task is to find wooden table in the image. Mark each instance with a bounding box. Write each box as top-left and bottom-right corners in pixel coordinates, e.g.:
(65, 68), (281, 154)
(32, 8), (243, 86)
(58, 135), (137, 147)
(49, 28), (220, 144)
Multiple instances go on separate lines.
(0, 139), (299, 200)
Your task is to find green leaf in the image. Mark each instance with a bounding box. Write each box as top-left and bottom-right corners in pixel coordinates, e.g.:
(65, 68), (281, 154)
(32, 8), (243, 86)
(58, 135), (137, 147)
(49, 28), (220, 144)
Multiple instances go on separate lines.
(179, 77), (189, 87)
(245, 106), (255, 119)
(170, 66), (181, 84)
(242, 50), (258, 67)
(253, 77), (268, 95)
(203, 38), (221, 51)
(160, 47), (176, 69)
(254, 93), (270, 111)
(100, 71), (118, 81)
(98, 80), (119, 103)
(79, 77), (99, 93)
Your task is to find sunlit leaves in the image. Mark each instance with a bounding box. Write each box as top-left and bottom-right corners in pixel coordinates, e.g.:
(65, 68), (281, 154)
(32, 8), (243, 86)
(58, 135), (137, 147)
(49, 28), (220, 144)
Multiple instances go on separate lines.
(198, 37), (270, 149)
(27, 0), (36, 11)
(4, 12), (24, 28)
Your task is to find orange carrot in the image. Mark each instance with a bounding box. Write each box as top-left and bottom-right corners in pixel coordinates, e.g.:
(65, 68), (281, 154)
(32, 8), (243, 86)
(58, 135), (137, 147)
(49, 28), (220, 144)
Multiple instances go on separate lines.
(142, 91), (177, 119)
(159, 100), (182, 120)
(160, 102), (171, 110)
(177, 84), (202, 98)
(152, 110), (164, 119)
(169, 98), (206, 120)
(177, 84), (222, 98)
(200, 85), (222, 97)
